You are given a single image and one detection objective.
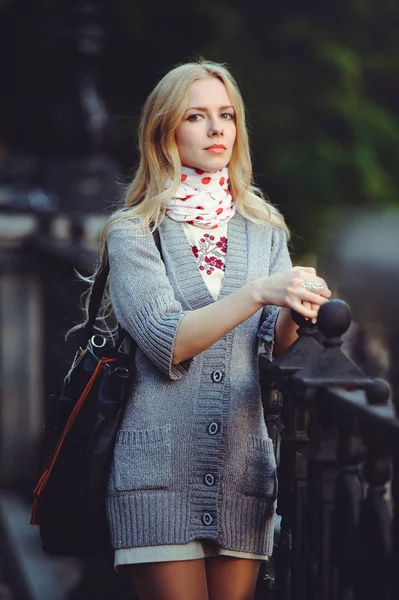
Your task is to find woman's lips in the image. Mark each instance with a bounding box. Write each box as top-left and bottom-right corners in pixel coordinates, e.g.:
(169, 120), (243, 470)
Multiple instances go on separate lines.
(205, 146), (226, 154)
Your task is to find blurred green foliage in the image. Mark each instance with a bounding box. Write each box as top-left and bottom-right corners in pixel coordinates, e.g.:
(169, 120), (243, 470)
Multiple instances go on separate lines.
(105, 0), (399, 254)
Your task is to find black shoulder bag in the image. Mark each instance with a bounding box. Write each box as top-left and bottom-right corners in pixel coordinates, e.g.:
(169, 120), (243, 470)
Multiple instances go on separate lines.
(30, 230), (160, 557)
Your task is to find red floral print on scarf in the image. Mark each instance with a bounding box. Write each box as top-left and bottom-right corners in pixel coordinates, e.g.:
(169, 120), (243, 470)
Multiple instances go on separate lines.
(191, 233), (227, 276)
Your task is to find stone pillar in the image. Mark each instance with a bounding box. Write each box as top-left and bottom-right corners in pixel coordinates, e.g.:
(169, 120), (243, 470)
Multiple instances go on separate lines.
(0, 215), (44, 488)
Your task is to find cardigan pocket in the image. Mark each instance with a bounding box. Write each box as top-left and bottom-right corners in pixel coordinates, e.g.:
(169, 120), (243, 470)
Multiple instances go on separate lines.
(114, 425), (172, 491)
(243, 435), (277, 499)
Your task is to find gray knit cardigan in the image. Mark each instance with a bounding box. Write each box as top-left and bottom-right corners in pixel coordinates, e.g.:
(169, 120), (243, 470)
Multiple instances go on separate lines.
(106, 212), (292, 556)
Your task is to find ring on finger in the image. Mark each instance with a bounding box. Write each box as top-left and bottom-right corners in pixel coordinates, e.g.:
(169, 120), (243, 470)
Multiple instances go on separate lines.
(300, 280), (324, 292)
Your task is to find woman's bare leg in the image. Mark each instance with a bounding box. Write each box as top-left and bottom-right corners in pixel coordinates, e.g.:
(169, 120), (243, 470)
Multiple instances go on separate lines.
(129, 559), (209, 600)
(205, 556), (261, 600)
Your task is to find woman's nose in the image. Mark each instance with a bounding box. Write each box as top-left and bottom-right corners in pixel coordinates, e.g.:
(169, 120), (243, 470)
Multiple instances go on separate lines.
(209, 123), (224, 137)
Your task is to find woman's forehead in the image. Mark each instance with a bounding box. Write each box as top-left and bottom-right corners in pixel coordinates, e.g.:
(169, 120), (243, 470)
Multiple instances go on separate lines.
(185, 78), (232, 109)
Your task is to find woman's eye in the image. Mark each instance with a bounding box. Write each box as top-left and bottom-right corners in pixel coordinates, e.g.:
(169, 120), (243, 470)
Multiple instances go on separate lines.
(187, 114), (202, 121)
(221, 113), (234, 120)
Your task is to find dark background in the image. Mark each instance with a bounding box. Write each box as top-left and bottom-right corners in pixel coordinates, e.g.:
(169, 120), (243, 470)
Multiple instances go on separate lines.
(0, 2), (398, 599)
(1, 0), (398, 255)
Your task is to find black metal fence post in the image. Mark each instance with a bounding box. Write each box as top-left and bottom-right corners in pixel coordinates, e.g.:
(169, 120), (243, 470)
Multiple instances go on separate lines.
(259, 300), (399, 600)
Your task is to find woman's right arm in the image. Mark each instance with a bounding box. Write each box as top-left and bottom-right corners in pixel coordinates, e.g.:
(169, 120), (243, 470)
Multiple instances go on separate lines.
(107, 224), (330, 375)
(172, 267), (330, 365)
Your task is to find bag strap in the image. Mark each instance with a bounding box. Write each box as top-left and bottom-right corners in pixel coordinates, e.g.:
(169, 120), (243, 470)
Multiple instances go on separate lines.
(29, 353), (118, 526)
(77, 228), (161, 350)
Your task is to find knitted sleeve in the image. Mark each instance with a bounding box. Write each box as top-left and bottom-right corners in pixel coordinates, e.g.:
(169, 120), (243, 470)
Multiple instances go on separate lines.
(107, 222), (193, 380)
(257, 226), (292, 358)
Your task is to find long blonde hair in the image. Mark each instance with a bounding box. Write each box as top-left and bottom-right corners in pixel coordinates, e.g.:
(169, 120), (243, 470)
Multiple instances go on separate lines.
(70, 59), (289, 340)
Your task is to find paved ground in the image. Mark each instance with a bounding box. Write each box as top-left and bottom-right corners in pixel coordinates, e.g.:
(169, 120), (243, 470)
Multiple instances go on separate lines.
(0, 493), (135, 600)
(0, 492), (83, 600)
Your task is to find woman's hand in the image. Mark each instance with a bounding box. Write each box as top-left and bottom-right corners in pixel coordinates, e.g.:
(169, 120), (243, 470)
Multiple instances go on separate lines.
(253, 266), (331, 320)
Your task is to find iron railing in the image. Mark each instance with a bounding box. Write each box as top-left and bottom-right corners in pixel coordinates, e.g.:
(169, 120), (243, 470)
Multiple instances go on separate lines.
(259, 300), (398, 600)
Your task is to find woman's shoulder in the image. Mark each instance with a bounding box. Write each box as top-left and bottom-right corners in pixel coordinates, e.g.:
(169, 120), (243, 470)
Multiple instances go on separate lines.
(105, 213), (156, 259)
(106, 211), (150, 237)
(244, 216), (288, 243)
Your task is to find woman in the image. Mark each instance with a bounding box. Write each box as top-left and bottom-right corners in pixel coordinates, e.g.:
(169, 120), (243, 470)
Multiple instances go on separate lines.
(98, 60), (330, 600)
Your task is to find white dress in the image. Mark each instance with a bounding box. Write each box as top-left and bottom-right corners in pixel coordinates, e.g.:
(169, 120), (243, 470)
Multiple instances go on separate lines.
(114, 223), (269, 568)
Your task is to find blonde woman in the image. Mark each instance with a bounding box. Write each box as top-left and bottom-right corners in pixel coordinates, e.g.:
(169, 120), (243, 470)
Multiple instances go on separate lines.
(98, 60), (330, 600)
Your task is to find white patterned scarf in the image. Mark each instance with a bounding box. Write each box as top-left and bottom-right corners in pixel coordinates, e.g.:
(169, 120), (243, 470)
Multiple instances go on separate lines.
(165, 166), (236, 229)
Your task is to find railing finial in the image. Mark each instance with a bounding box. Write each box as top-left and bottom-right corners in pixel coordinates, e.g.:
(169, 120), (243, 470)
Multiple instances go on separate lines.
(317, 299), (351, 345)
(366, 378), (391, 406)
(292, 299), (372, 390)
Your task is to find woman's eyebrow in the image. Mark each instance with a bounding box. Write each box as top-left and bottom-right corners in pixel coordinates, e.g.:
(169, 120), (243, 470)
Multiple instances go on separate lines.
(184, 105), (234, 113)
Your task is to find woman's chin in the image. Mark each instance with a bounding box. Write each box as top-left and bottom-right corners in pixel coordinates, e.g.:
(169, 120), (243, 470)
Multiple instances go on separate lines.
(181, 160), (229, 173)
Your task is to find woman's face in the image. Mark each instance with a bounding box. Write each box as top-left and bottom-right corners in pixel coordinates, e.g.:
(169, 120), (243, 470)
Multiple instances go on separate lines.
(175, 77), (237, 173)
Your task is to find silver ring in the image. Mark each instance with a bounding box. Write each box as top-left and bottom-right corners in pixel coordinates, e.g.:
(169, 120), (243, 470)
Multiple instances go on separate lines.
(300, 281), (324, 292)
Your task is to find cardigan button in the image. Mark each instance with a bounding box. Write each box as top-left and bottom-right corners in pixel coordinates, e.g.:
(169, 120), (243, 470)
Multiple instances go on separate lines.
(211, 370), (223, 383)
(204, 473), (215, 486)
(202, 512), (213, 526)
(207, 422), (219, 435)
